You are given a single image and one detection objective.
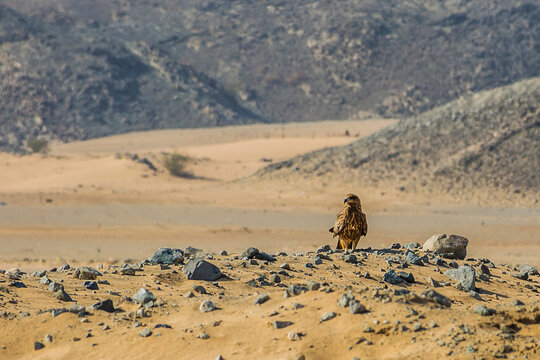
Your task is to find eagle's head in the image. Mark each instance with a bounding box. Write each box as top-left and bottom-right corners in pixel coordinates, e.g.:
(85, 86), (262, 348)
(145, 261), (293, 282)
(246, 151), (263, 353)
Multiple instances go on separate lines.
(344, 193), (361, 207)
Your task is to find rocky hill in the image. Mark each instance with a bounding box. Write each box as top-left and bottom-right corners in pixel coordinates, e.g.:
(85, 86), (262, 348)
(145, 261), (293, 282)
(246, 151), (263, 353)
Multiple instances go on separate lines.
(258, 78), (540, 203)
(1, 0), (539, 152)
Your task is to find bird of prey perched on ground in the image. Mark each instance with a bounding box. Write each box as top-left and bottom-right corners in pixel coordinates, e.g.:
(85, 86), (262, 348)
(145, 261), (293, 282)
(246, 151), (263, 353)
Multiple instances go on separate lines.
(329, 193), (367, 250)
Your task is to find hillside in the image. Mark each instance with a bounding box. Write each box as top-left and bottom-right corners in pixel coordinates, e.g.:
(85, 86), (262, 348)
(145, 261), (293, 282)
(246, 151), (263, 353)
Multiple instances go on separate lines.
(258, 78), (540, 204)
(1, 0), (539, 152)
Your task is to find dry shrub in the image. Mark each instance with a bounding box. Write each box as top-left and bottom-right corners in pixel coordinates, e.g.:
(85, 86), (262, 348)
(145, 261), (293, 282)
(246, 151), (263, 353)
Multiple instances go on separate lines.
(27, 138), (49, 154)
(163, 153), (192, 178)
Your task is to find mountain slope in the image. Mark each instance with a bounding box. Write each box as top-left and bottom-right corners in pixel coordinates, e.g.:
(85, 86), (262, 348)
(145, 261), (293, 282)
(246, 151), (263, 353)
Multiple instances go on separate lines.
(258, 78), (540, 202)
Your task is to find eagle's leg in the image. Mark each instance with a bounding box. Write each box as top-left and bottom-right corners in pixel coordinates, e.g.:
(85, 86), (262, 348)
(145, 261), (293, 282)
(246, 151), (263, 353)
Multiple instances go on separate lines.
(337, 238), (347, 250)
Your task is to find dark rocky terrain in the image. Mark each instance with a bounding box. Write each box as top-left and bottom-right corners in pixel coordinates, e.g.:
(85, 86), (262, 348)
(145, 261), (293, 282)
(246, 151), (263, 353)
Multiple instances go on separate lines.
(258, 77), (540, 203)
(1, 0), (539, 152)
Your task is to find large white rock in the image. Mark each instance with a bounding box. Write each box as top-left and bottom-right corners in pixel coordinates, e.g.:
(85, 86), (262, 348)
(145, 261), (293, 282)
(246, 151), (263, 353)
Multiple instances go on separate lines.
(423, 234), (468, 260)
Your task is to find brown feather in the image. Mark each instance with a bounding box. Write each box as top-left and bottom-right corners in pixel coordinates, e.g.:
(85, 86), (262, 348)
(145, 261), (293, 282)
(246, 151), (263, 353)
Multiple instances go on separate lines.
(331, 194), (368, 250)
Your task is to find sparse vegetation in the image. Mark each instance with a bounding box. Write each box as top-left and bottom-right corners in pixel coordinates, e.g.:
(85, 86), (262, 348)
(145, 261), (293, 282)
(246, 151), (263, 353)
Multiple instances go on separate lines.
(163, 152), (192, 178)
(26, 138), (49, 154)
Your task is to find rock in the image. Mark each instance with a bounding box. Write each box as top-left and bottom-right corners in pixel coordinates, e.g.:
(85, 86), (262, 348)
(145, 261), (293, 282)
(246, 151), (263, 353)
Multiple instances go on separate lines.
(183, 259), (222, 281)
(48, 282), (64, 292)
(120, 266), (136, 276)
(280, 263), (291, 270)
(320, 312), (337, 322)
(133, 288), (157, 304)
(53, 290), (72, 302)
(255, 252), (276, 262)
(338, 292), (355, 307)
(423, 234), (468, 260)
(9, 281), (26, 288)
(313, 256), (323, 265)
(466, 345), (477, 354)
(50, 309), (68, 317)
(449, 261), (459, 268)
(398, 271), (415, 283)
(74, 267), (102, 280)
(286, 285), (307, 296)
(148, 247), (184, 265)
(40, 276), (51, 285)
(405, 250), (423, 266)
(426, 277), (440, 287)
(241, 247), (259, 259)
(306, 281), (320, 291)
(474, 305), (495, 316)
(444, 266), (475, 291)
(192, 285), (207, 294)
(404, 242), (421, 250)
(518, 264), (539, 276)
(184, 291), (195, 298)
(155, 323), (172, 329)
(220, 250), (228, 256)
(512, 272), (528, 280)
(248, 259), (258, 265)
(83, 281), (99, 290)
(363, 326), (374, 333)
(270, 274), (281, 283)
(58, 264), (70, 272)
(390, 243), (401, 249)
(69, 304), (85, 314)
(305, 263), (314, 268)
(273, 320), (293, 329)
(350, 300), (366, 314)
(254, 293), (270, 305)
(139, 328), (152, 337)
(468, 290), (482, 300)
(288, 331), (302, 341)
(382, 269), (403, 285)
(34, 342), (45, 350)
(199, 300), (217, 313)
(420, 289), (451, 307)
(292, 302), (304, 309)
(184, 246), (203, 258)
(511, 299), (524, 306)
(32, 270), (47, 277)
(44, 334), (53, 343)
(90, 299), (115, 313)
(317, 245), (331, 253)
(344, 254), (358, 263)
(197, 332), (210, 339)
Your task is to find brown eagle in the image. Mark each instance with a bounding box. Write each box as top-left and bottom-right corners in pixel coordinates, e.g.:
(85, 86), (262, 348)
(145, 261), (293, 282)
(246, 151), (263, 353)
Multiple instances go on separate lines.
(329, 193), (367, 250)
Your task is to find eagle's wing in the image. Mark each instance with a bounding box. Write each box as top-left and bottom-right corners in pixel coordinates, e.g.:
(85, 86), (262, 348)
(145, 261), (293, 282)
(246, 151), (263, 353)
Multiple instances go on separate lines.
(360, 211), (367, 236)
(331, 208), (348, 238)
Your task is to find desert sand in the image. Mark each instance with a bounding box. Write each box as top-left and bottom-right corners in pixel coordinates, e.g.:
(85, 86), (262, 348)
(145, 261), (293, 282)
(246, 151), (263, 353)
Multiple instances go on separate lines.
(0, 119), (539, 359)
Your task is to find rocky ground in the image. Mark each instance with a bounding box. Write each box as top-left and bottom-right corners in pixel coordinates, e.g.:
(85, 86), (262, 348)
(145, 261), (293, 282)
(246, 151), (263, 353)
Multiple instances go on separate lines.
(1, 240), (539, 360)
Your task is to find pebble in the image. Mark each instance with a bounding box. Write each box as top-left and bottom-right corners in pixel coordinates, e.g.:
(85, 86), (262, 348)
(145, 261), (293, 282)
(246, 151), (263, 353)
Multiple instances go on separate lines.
(90, 299), (115, 313)
(280, 263), (291, 270)
(34, 342), (45, 350)
(139, 328), (152, 337)
(338, 292), (355, 307)
(83, 281), (99, 290)
(350, 300), (366, 314)
(254, 293), (270, 305)
(133, 288), (157, 304)
(474, 305), (495, 316)
(197, 332), (210, 339)
(382, 269), (403, 285)
(320, 312), (337, 322)
(511, 299), (524, 306)
(512, 272), (528, 280)
(183, 259), (222, 281)
(53, 290), (72, 302)
(273, 320), (293, 329)
(270, 274), (281, 283)
(192, 285), (207, 294)
(133, 321), (142, 328)
(184, 291), (195, 298)
(48, 282), (64, 292)
(44, 334), (53, 343)
(306, 281), (320, 291)
(292, 302), (304, 310)
(288, 331), (302, 341)
(200, 300), (217, 312)
(74, 267), (102, 280)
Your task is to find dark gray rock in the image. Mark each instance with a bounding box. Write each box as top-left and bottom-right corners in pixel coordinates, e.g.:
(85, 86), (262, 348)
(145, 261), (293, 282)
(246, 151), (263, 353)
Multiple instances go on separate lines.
(313, 256), (323, 265)
(423, 234), (468, 260)
(34, 341), (45, 350)
(58, 264), (71, 272)
(199, 300), (216, 312)
(474, 305), (495, 316)
(148, 247), (184, 265)
(74, 267), (102, 280)
(398, 271), (415, 283)
(286, 285), (307, 296)
(50, 308), (68, 317)
(220, 250), (228, 256)
(48, 282), (64, 292)
(183, 259), (222, 281)
(404, 242), (421, 250)
(32, 270), (47, 277)
(382, 269), (403, 285)
(350, 300), (366, 314)
(511, 299), (524, 306)
(390, 243), (401, 249)
(255, 252), (276, 262)
(317, 245), (331, 253)
(338, 292), (355, 307)
(9, 281), (26, 288)
(91, 299), (115, 313)
(184, 246), (203, 258)
(40, 276), (51, 285)
(254, 293), (270, 305)
(444, 266), (475, 291)
(241, 247), (259, 259)
(273, 320), (293, 329)
(53, 290), (72, 302)
(120, 265), (136, 276)
(518, 264), (539, 276)
(192, 285), (207, 294)
(280, 263), (291, 270)
(270, 274), (281, 283)
(343, 254), (358, 264)
(420, 289), (451, 307)
(83, 281), (99, 290)
(133, 288), (157, 304)
(512, 272), (528, 280)
(405, 250), (423, 266)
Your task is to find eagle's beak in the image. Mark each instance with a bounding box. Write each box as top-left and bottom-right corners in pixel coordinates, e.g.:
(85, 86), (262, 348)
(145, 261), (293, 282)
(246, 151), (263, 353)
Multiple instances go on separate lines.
(343, 198), (348, 203)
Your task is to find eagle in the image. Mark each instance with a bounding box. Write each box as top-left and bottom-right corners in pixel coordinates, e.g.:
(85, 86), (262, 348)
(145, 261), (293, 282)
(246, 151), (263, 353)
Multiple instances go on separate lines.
(329, 193), (367, 250)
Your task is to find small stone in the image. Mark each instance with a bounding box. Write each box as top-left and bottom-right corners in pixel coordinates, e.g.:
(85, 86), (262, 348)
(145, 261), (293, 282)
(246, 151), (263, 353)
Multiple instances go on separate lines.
(44, 334), (53, 343)
(51, 309), (68, 317)
(305, 263), (314, 268)
(511, 299), (524, 306)
(220, 250), (228, 256)
(288, 331), (302, 341)
(404, 242), (421, 250)
(184, 291), (195, 298)
(317, 245), (331, 253)
(320, 312), (337, 322)
(10, 281), (27, 288)
(426, 277), (440, 287)
(270, 274), (281, 283)
(183, 259), (222, 281)
(133, 288), (157, 304)
(382, 269), (403, 285)
(512, 272), (528, 280)
(350, 300), (366, 314)
(398, 271), (415, 283)
(254, 293), (270, 305)
(390, 243), (401, 249)
(280, 263), (291, 270)
(59, 264), (71, 272)
(474, 305), (495, 316)
(363, 326), (374, 333)
(338, 292), (355, 307)
(423, 234), (468, 259)
(102, 325), (110, 330)
(91, 299), (115, 313)
(248, 259), (258, 265)
(139, 328), (152, 337)
(444, 266), (475, 291)
(468, 290), (482, 300)
(420, 289), (451, 307)
(48, 282), (64, 292)
(34, 342), (45, 350)
(69, 304), (85, 314)
(74, 267), (102, 280)
(405, 250), (423, 266)
(344, 254), (358, 264)
(192, 285), (207, 294)
(53, 290), (72, 302)
(413, 322), (424, 332)
(121, 266), (136, 276)
(200, 300), (217, 312)
(40, 276), (51, 285)
(83, 281), (99, 290)
(273, 320), (293, 329)
(148, 247), (184, 265)
(306, 281), (320, 291)
(313, 257), (323, 265)
(32, 270), (47, 277)
(466, 345), (477, 353)
(241, 247), (259, 259)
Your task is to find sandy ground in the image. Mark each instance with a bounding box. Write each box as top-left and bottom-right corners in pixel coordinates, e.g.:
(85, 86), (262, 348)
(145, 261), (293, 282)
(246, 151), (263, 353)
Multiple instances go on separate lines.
(0, 118), (539, 359)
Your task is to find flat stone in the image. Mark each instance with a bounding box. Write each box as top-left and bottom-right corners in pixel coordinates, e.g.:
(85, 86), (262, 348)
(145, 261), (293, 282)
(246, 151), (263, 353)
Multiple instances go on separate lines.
(474, 305), (495, 316)
(286, 285), (307, 296)
(199, 300), (216, 313)
(241, 247), (259, 259)
(320, 312), (337, 322)
(120, 266), (136, 276)
(306, 281), (320, 291)
(32, 270), (47, 277)
(444, 266), (475, 291)
(53, 290), (72, 302)
(139, 328), (152, 337)
(184, 246), (203, 258)
(148, 247), (184, 265)
(273, 320), (293, 329)
(183, 259), (222, 281)
(344, 254), (358, 263)
(317, 245), (331, 253)
(382, 269), (403, 285)
(48, 282), (64, 292)
(34, 342), (45, 350)
(74, 267), (102, 280)
(512, 272), (528, 280)
(518, 264), (539, 276)
(405, 250), (423, 266)
(254, 251), (276, 262)
(133, 288), (157, 304)
(90, 299), (115, 313)
(254, 293), (270, 305)
(69, 304), (85, 314)
(423, 234), (468, 260)
(83, 281), (99, 290)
